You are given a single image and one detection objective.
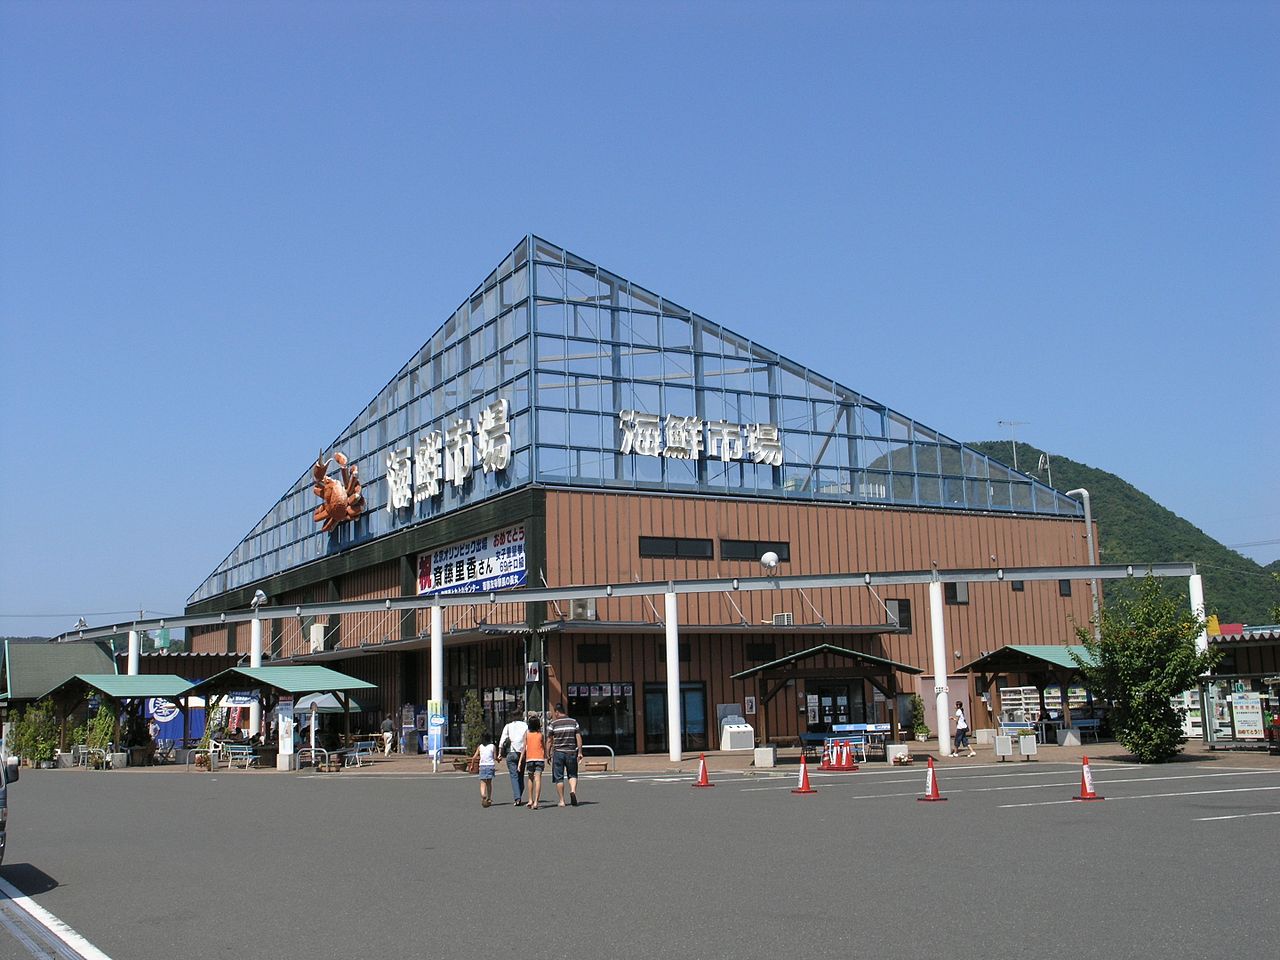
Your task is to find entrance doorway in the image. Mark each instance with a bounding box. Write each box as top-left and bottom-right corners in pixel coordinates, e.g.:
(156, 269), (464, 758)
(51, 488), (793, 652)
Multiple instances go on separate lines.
(803, 681), (864, 733)
(643, 682), (707, 753)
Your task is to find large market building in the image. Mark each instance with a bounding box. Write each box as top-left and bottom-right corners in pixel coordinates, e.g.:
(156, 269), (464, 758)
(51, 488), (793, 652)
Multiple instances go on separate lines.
(185, 235), (1098, 753)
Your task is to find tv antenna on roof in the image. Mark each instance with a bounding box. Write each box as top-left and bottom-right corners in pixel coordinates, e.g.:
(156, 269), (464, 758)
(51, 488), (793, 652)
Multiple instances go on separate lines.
(997, 419), (1029, 471)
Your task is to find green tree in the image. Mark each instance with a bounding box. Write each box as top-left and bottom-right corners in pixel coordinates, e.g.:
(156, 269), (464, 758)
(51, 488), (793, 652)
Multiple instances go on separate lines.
(908, 693), (930, 739)
(462, 689), (485, 756)
(1073, 575), (1219, 763)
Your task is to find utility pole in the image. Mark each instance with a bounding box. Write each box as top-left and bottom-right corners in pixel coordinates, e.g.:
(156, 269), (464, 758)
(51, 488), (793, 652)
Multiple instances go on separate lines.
(997, 419), (1029, 471)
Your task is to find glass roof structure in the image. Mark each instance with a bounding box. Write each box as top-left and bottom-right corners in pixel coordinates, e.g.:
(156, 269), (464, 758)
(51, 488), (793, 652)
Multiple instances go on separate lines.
(190, 235), (1081, 604)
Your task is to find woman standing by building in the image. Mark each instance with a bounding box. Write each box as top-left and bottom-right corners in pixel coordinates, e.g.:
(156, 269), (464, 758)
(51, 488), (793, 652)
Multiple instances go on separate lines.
(953, 701), (975, 758)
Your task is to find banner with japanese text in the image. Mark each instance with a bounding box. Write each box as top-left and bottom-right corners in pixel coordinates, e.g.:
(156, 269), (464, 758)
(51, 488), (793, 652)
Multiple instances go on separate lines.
(416, 523), (527, 596)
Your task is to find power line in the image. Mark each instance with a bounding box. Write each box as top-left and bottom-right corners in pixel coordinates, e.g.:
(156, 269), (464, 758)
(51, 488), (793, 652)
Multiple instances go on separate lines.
(1225, 538), (1280, 549)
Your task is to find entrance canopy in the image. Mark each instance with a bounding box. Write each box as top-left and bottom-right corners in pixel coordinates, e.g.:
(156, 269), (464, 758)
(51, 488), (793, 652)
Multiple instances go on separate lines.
(957, 644), (1095, 676)
(188, 666), (376, 700)
(731, 643), (922, 743)
(37, 673), (194, 707)
(957, 644), (1097, 728)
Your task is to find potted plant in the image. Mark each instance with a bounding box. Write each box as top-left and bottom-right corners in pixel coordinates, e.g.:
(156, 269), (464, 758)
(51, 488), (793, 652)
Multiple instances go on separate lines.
(909, 693), (930, 742)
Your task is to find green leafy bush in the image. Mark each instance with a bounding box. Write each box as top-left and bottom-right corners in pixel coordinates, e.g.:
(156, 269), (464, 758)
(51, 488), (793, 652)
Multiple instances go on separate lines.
(1074, 575), (1220, 763)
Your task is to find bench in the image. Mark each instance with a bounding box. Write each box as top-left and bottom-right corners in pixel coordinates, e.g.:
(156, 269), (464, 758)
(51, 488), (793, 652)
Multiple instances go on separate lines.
(347, 741), (378, 767)
(221, 743), (258, 770)
(1073, 719), (1101, 742)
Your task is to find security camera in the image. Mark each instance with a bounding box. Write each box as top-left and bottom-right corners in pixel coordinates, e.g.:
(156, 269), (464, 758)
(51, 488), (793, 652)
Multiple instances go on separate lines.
(251, 589), (268, 609)
(760, 551), (779, 570)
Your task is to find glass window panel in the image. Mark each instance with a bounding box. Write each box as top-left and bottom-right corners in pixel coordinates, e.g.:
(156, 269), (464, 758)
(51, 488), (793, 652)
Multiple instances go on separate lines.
(535, 335), (567, 371)
(779, 366), (808, 398)
(625, 311), (659, 346)
(568, 411), (602, 446)
(1010, 482), (1033, 510)
(535, 263), (565, 299)
(663, 384), (695, 416)
(568, 304), (600, 339)
(571, 378), (603, 411)
(534, 238), (563, 263)
(891, 473), (915, 502)
(943, 477), (965, 506)
(537, 444), (570, 479)
(965, 479), (989, 508)
(535, 301), (568, 337)
(566, 263), (599, 303)
(963, 449), (987, 478)
(939, 445), (964, 476)
(665, 457), (698, 487)
(627, 284), (660, 313)
(661, 315), (693, 349)
(501, 266), (528, 308)
(911, 442), (938, 474)
(885, 440), (912, 473)
(631, 348), (663, 381)
(565, 338), (602, 377)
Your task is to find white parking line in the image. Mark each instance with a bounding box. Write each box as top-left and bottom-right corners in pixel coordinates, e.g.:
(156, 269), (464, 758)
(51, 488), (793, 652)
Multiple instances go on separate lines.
(1194, 810), (1280, 822)
(0, 878), (111, 960)
(1000, 784), (1280, 808)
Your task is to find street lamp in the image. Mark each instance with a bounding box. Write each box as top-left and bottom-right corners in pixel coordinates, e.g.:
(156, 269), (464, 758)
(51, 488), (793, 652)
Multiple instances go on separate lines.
(1067, 488), (1101, 641)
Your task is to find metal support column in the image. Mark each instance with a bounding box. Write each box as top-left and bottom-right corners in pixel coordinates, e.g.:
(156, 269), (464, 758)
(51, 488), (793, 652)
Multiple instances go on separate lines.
(664, 591), (682, 763)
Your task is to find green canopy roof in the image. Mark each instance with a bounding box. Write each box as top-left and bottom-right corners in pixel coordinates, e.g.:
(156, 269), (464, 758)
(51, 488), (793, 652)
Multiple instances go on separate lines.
(730, 642), (923, 680)
(37, 673), (195, 702)
(2, 639), (117, 701)
(957, 644), (1096, 674)
(190, 665), (377, 698)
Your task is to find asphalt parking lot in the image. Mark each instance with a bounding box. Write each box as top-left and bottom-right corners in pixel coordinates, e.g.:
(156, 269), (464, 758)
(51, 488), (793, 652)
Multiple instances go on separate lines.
(2, 758), (1277, 960)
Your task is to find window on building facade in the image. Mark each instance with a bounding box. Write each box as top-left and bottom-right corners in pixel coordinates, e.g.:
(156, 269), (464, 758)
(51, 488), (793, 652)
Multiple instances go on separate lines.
(1010, 580), (1025, 592)
(657, 642), (692, 662)
(639, 536), (713, 559)
(745, 642), (777, 662)
(944, 582), (970, 605)
(720, 540), (791, 562)
(885, 599), (912, 631)
(1059, 579), (1072, 597)
(576, 643), (612, 664)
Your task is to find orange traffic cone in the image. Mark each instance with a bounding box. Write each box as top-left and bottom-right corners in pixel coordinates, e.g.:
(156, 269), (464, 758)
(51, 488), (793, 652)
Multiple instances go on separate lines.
(1073, 755), (1104, 801)
(791, 753), (818, 794)
(693, 753), (715, 788)
(917, 757), (947, 802)
(841, 739), (859, 772)
(820, 739), (834, 770)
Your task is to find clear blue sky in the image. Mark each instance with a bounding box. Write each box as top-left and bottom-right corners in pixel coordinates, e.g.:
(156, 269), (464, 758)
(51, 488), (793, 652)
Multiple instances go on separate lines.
(2, 1), (1276, 639)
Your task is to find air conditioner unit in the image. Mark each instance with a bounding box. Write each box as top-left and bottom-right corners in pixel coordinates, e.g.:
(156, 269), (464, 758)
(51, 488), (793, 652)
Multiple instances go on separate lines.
(309, 623), (326, 653)
(772, 612), (794, 627)
(568, 598), (597, 621)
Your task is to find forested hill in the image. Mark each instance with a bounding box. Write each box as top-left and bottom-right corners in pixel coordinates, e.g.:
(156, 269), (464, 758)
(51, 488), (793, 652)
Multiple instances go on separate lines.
(966, 440), (1280, 625)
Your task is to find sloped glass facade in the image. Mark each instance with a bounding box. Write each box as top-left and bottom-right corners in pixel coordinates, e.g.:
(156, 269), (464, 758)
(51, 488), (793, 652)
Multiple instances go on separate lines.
(190, 235), (1080, 604)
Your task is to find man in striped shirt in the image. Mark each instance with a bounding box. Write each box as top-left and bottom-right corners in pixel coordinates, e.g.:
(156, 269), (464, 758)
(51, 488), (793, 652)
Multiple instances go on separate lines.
(547, 702), (584, 807)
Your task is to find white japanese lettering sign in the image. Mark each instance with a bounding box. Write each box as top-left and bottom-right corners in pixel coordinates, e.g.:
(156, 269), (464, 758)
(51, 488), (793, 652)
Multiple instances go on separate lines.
(618, 410), (783, 466)
(416, 523), (527, 596)
(387, 399), (511, 512)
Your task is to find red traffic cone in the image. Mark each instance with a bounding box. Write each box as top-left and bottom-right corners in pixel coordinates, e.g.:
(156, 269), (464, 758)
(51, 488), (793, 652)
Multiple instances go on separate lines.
(791, 753), (818, 794)
(693, 753), (715, 788)
(841, 739), (859, 771)
(820, 739), (834, 770)
(1073, 755), (1104, 801)
(917, 757), (947, 802)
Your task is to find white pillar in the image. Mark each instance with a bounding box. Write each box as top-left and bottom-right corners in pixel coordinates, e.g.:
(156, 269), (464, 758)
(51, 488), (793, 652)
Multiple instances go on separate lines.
(928, 580), (949, 756)
(664, 591), (682, 763)
(1189, 574), (1208, 655)
(430, 604), (444, 709)
(249, 616), (263, 737)
(127, 630), (140, 676)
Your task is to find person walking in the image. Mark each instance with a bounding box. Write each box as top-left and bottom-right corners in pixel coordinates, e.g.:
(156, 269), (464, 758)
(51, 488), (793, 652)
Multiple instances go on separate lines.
(498, 710), (529, 806)
(381, 714), (395, 756)
(472, 730), (498, 807)
(520, 715), (546, 810)
(953, 701), (975, 757)
(546, 702), (583, 807)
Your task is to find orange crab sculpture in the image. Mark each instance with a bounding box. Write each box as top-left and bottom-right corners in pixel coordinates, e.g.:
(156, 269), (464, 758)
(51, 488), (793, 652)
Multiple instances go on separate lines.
(311, 451), (365, 532)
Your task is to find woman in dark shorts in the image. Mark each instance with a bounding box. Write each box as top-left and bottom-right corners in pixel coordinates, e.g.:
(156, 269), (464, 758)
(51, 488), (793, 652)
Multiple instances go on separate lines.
(520, 715), (546, 810)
